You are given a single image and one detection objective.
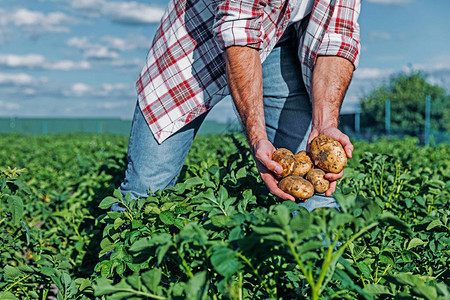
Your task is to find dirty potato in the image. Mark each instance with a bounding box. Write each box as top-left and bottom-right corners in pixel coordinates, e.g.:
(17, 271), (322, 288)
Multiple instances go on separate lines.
(306, 168), (330, 194)
(310, 135), (347, 173)
(272, 148), (297, 178)
(292, 151), (314, 176)
(278, 175), (314, 201)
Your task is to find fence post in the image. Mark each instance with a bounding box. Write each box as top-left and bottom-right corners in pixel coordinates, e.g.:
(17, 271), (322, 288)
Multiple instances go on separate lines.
(97, 121), (103, 134)
(355, 107), (360, 133)
(385, 99), (391, 134)
(424, 95), (431, 146)
(42, 120), (48, 135)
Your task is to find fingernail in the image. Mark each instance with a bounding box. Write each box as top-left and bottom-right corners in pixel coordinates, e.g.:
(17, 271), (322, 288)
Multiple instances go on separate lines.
(275, 166), (283, 174)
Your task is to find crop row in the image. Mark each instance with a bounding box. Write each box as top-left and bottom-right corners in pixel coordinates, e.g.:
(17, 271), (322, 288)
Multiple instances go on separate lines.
(0, 133), (448, 299)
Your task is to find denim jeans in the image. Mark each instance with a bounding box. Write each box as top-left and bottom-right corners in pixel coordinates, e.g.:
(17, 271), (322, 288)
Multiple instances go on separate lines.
(116, 43), (339, 213)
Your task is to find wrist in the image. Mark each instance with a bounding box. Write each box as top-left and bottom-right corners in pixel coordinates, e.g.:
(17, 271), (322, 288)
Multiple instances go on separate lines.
(311, 113), (339, 129)
(248, 130), (268, 154)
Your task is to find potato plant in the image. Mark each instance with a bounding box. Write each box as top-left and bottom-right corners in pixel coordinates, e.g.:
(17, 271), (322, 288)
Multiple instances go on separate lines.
(0, 133), (448, 299)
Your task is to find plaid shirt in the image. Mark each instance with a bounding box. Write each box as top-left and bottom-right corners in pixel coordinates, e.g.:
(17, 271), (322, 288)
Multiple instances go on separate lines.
(136, 0), (361, 143)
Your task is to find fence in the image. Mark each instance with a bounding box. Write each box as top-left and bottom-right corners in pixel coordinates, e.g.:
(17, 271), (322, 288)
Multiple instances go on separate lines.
(1, 95), (448, 145)
(0, 118), (133, 135)
(338, 95), (449, 145)
(0, 117), (241, 137)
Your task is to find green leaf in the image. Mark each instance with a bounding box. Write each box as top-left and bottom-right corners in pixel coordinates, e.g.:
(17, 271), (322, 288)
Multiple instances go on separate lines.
(7, 195), (23, 226)
(142, 268), (161, 293)
(297, 241), (324, 255)
(363, 284), (393, 296)
(13, 180), (32, 195)
(407, 237), (425, 250)
(356, 261), (372, 279)
(211, 247), (240, 277)
(334, 191), (356, 214)
(210, 215), (231, 227)
(387, 272), (437, 300)
(129, 238), (151, 253)
(3, 265), (21, 280)
(426, 219), (443, 230)
(99, 196), (119, 210)
(236, 167), (247, 179)
(157, 243), (172, 265)
(330, 213), (355, 229)
(113, 217), (126, 229)
(113, 189), (123, 199)
(185, 271), (206, 300)
(290, 207), (311, 230)
(93, 278), (133, 297)
(379, 212), (411, 234)
(184, 177), (204, 189)
(40, 266), (56, 277)
(272, 205), (290, 228)
(252, 226), (284, 235)
(159, 211), (175, 225)
(0, 292), (18, 300)
(379, 250), (394, 266)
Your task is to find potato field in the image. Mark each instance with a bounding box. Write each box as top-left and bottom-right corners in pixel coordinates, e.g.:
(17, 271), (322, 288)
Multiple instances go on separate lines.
(0, 133), (449, 299)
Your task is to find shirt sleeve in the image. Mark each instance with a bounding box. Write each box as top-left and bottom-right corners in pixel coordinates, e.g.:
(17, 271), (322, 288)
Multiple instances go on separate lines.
(213, 0), (270, 50)
(317, 0), (361, 69)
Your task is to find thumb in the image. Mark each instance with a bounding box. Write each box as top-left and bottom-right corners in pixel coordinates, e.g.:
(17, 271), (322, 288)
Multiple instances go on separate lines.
(254, 141), (283, 175)
(264, 158), (283, 175)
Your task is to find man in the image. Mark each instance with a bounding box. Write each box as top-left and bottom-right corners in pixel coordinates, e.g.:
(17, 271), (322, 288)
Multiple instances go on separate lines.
(116, 0), (361, 212)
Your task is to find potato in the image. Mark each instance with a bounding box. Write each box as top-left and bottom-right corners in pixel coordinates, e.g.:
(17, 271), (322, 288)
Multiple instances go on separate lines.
(292, 151), (313, 176)
(310, 135), (347, 173)
(272, 148), (297, 178)
(306, 168), (330, 194)
(278, 175), (314, 201)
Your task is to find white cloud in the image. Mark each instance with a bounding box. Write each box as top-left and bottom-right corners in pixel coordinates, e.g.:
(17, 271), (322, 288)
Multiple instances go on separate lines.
(67, 35), (148, 61)
(71, 0), (164, 24)
(110, 58), (142, 69)
(84, 47), (119, 60)
(0, 54), (91, 70)
(51, 60), (91, 71)
(368, 31), (392, 41)
(67, 37), (90, 49)
(0, 8), (76, 35)
(366, 0), (412, 5)
(63, 82), (134, 98)
(344, 61), (450, 112)
(0, 101), (20, 110)
(101, 35), (149, 51)
(0, 73), (33, 85)
(0, 72), (48, 86)
(97, 101), (129, 109)
(354, 68), (395, 80)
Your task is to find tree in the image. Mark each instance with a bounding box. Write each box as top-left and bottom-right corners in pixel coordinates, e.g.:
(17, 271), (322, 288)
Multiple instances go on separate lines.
(360, 72), (450, 134)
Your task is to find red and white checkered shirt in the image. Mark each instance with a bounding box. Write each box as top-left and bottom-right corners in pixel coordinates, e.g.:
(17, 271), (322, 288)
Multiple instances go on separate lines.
(136, 0), (361, 143)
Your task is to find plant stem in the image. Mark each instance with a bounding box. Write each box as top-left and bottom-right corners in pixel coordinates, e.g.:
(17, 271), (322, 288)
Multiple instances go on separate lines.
(236, 252), (274, 297)
(314, 227), (342, 298)
(107, 288), (167, 299)
(371, 164), (379, 196)
(285, 230), (315, 290)
(5, 274), (32, 292)
(176, 246), (194, 278)
(331, 222), (379, 262)
(238, 271), (243, 300)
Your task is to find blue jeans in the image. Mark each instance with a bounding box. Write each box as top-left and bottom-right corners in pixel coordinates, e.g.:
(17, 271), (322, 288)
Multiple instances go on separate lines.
(116, 43), (339, 212)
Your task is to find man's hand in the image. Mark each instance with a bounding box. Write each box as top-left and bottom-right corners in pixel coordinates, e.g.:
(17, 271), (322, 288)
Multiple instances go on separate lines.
(251, 139), (296, 201)
(307, 127), (353, 196)
(309, 55), (355, 196)
(225, 46), (295, 201)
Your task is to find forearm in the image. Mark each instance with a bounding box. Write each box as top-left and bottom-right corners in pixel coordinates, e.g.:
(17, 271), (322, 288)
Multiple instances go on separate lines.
(225, 46), (266, 150)
(311, 56), (354, 129)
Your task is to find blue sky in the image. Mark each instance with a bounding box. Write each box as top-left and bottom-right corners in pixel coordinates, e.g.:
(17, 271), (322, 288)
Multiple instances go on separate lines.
(0, 0), (449, 122)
